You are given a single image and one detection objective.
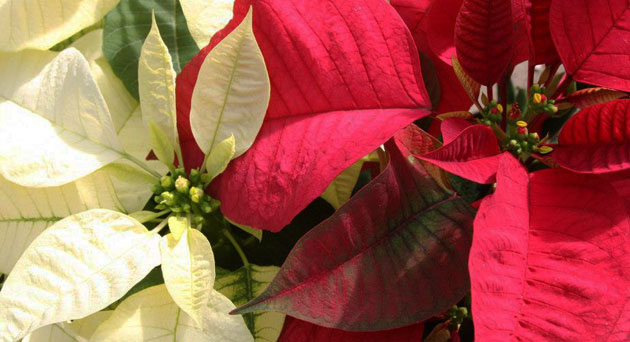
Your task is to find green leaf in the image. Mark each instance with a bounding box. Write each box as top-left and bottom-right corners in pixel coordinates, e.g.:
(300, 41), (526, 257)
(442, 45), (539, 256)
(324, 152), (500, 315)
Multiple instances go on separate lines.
(103, 0), (199, 99)
(215, 265), (285, 342)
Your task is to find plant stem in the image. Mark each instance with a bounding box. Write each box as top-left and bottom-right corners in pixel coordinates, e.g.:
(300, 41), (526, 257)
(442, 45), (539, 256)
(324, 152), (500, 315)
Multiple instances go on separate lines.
(224, 229), (249, 268)
(527, 61), (535, 94)
(151, 217), (170, 234)
(552, 74), (573, 99)
(122, 152), (162, 179)
(498, 77), (508, 130)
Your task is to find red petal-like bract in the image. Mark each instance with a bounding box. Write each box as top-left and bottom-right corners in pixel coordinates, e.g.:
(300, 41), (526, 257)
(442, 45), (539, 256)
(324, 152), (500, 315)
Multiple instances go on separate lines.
(454, 0), (514, 85)
(440, 117), (472, 144)
(232, 125), (475, 331)
(277, 317), (424, 342)
(529, 0), (558, 64)
(550, 0), (630, 92)
(391, 0), (473, 113)
(555, 99), (630, 174)
(418, 125), (501, 184)
(426, 0), (462, 65)
(471, 153), (630, 341)
(176, 0), (431, 231)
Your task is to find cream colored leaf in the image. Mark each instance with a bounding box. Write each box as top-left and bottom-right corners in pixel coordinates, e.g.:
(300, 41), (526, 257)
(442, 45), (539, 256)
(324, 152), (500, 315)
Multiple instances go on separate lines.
(116, 107), (167, 175)
(100, 162), (157, 213)
(321, 159), (364, 210)
(190, 6), (270, 158)
(0, 49), (125, 187)
(167, 216), (189, 241)
(0, 209), (161, 341)
(138, 15), (179, 154)
(0, 0), (119, 52)
(24, 311), (113, 342)
(147, 120), (176, 168)
(89, 285), (253, 342)
(160, 228), (215, 325)
(205, 135), (235, 180)
(215, 265), (284, 342)
(0, 170), (126, 275)
(70, 29), (138, 133)
(180, 0), (234, 48)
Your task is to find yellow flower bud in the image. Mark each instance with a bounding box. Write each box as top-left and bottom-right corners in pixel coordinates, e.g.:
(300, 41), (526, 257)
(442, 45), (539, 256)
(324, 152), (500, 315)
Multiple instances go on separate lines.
(516, 120), (528, 128)
(533, 93), (542, 104)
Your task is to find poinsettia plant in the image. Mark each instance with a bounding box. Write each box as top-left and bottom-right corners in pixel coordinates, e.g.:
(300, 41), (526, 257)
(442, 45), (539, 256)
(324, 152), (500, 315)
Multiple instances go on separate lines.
(1, 0), (630, 341)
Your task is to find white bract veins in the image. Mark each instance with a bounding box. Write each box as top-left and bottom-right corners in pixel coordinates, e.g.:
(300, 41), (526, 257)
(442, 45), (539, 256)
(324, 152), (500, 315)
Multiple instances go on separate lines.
(0, 3), (270, 341)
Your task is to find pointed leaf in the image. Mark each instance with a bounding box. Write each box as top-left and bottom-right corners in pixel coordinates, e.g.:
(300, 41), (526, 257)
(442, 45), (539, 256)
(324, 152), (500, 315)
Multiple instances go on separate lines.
(215, 265), (285, 342)
(555, 99), (630, 173)
(559, 87), (626, 109)
(0, 170), (126, 275)
(0, 209), (161, 341)
(206, 135), (237, 180)
(0, 0), (118, 51)
(190, 7), (269, 158)
(139, 14), (180, 154)
(470, 153), (630, 341)
(454, 0), (514, 85)
(89, 285), (253, 342)
(180, 0), (235, 48)
(232, 125), (475, 330)
(550, 0), (630, 92)
(100, 162), (158, 213)
(277, 317), (424, 342)
(103, 0), (199, 99)
(160, 228), (215, 325)
(418, 125), (501, 184)
(177, 0), (432, 231)
(0, 49), (125, 187)
(227, 218), (263, 242)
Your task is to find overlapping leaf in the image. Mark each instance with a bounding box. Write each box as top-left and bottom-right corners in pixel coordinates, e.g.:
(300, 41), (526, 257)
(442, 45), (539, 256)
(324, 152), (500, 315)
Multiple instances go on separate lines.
(177, 0), (432, 232)
(277, 317), (424, 342)
(455, 0), (514, 85)
(559, 87), (626, 109)
(0, 0), (118, 51)
(189, 7), (270, 159)
(180, 0), (235, 48)
(89, 285), (253, 341)
(418, 125), (501, 184)
(0, 209), (161, 341)
(470, 153), (630, 341)
(0, 170), (125, 275)
(0, 49), (125, 187)
(215, 265), (285, 342)
(232, 125), (475, 331)
(555, 99), (630, 173)
(24, 311), (113, 342)
(103, 0), (199, 99)
(529, 0), (558, 64)
(550, 0), (630, 92)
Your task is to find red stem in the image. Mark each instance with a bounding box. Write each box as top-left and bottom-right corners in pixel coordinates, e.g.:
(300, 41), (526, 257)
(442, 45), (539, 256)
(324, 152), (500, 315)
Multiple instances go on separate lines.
(552, 74), (573, 99)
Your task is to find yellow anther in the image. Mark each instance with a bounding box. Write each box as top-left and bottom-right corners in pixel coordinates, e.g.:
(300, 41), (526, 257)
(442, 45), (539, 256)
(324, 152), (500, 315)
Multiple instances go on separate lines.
(533, 93), (542, 104)
(537, 146), (554, 154)
(497, 104), (504, 113)
(516, 120), (528, 128)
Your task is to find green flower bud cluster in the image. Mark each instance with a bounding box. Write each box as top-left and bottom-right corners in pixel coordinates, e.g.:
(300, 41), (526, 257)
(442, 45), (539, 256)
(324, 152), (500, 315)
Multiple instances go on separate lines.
(480, 100), (504, 126)
(505, 121), (550, 156)
(530, 84), (558, 115)
(446, 305), (469, 330)
(151, 168), (221, 225)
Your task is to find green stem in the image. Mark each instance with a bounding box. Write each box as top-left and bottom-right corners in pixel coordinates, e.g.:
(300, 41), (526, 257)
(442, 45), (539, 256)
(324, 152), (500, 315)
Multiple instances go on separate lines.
(122, 152), (162, 179)
(151, 217), (170, 234)
(223, 229), (249, 268)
